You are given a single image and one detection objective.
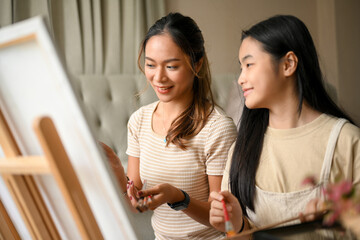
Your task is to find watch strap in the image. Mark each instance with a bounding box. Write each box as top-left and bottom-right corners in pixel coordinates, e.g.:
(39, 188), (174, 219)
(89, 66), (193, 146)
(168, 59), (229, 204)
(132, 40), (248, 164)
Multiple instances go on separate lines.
(167, 189), (190, 211)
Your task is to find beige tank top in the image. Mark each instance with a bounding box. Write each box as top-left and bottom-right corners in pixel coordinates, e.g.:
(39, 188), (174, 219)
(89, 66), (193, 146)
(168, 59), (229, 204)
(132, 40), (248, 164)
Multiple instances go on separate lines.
(246, 118), (347, 227)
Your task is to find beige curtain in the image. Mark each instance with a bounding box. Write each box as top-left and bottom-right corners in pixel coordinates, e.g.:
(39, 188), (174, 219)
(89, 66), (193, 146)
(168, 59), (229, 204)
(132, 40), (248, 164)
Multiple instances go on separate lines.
(0, 0), (165, 75)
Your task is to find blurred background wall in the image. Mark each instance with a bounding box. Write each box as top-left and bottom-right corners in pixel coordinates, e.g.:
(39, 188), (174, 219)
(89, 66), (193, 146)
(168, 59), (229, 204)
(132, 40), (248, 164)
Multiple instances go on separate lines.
(166, 0), (360, 124)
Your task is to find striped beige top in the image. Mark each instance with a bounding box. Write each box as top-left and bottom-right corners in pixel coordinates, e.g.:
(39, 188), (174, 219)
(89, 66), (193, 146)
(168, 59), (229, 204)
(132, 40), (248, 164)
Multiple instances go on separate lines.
(126, 101), (237, 240)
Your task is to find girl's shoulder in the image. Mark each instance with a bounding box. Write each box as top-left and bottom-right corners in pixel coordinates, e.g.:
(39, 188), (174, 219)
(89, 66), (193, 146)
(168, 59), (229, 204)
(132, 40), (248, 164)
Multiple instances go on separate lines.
(317, 114), (359, 138)
(323, 114), (360, 144)
(339, 120), (360, 141)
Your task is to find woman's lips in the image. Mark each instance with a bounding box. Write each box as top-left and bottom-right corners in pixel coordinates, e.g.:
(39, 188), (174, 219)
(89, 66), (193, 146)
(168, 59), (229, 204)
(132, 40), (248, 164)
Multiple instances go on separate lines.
(156, 86), (173, 94)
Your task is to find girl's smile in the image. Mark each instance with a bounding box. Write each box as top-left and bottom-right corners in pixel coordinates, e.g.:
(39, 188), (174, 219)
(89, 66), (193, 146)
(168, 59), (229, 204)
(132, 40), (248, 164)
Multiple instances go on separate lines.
(238, 37), (290, 110)
(242, 87), (253, 98)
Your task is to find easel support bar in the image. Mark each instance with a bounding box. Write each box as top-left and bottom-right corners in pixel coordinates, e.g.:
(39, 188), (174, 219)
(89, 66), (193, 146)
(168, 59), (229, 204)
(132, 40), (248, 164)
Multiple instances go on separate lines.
(0, 156), (49, 174)
(33, 116), (103, 240)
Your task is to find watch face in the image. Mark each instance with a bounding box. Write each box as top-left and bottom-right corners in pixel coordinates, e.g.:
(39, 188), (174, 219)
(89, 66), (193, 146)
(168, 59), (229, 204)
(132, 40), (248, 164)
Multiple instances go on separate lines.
(172, 203), (187, 211)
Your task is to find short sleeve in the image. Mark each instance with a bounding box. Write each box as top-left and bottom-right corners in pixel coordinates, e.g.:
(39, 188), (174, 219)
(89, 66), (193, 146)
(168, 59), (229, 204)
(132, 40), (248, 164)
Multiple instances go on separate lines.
(332, 122), (360, 191)
(205, 114), (237, 175)
(126, 110), (141, 158)
(221, 142), (235, 191)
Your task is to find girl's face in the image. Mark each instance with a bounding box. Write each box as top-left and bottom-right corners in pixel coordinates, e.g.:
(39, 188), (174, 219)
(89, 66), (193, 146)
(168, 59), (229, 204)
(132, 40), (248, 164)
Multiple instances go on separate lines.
(144, 33), (195, 105)
(238, 37), (288, 110)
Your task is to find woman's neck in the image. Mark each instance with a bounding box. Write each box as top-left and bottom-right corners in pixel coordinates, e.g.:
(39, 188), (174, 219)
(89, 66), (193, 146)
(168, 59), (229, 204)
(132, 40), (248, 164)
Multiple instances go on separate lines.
(154, 97), (193, 133)
(161, 101), (189, 120)
(269, 100), (321, 129)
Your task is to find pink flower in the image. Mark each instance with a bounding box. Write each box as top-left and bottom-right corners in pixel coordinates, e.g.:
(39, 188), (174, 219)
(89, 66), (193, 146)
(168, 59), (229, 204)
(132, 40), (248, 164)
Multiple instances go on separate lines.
(301, 176), (360, 229)
(324, 209), (341, 226)
(324, 181), (353, 202)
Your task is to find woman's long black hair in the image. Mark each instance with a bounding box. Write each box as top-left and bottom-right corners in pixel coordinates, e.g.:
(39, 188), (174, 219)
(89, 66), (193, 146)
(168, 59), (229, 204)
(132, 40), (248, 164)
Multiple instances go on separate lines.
(230, 15), (355, 215)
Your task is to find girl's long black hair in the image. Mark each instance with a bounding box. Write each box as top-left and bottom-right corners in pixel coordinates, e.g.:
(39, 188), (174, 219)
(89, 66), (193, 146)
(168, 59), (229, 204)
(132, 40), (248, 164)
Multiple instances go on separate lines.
(230, 15), (355, 215)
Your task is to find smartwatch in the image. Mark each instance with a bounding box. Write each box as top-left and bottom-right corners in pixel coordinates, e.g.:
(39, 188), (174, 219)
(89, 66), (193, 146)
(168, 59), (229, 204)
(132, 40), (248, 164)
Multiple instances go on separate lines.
(167, 189), (190, 211)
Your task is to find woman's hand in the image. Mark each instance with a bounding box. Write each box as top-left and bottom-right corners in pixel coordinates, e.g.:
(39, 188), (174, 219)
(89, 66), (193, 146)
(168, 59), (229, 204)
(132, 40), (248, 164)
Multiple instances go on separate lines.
(209, 191), (244, 233)
(136, 183), (184, 211)
(127, 180), (147, 211)
(99, 142), (127, 191)
(299, 197), (326, 222)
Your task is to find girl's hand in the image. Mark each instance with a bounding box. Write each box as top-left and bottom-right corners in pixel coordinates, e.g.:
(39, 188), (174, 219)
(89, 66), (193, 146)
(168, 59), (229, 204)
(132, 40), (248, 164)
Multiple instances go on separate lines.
(137, 183), (183, 211)
(299, 198), (326, 222)
(209, 191), (244, 233)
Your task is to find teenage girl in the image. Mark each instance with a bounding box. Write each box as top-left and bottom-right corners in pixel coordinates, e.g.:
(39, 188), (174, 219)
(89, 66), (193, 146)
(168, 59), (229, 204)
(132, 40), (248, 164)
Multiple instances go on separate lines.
(209, 15), (360, 234)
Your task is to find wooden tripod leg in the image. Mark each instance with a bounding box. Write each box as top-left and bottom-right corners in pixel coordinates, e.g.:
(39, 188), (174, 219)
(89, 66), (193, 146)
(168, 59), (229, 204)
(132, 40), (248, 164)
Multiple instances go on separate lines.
(0, 198), (21, 240)
(0, 109), (60, 240)
(33, 116), (103, 240)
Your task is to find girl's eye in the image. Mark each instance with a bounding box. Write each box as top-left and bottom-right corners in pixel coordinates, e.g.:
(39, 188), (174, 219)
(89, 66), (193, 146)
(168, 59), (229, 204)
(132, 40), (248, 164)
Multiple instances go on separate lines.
(246, 63), (253, 68)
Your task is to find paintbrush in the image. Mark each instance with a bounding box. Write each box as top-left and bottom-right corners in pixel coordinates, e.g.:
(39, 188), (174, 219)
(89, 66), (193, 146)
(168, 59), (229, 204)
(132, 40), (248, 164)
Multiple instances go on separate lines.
(136, 180), (148, 211)
(227, 208), (329, 239)
(222, 199), (236, 237)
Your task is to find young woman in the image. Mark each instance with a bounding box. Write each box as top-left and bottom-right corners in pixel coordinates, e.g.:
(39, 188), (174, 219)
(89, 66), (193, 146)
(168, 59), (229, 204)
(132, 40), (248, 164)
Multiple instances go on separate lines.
(209, 15), (360, 234)
(103, 12), (237, 239)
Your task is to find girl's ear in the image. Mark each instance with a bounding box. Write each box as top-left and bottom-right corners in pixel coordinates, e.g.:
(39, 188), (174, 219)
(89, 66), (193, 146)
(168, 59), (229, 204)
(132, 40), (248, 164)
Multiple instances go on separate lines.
(195, 57), (204, 74)
(283, 51), (298, 77)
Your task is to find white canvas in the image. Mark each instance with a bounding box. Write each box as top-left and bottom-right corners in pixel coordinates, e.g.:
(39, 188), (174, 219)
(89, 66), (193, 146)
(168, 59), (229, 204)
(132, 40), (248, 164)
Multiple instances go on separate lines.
(0, 16), (139, 239)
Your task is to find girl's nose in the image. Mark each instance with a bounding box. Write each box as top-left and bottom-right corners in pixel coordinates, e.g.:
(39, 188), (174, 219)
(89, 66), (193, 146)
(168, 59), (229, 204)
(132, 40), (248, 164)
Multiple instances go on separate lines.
(238, 72), (245, 86)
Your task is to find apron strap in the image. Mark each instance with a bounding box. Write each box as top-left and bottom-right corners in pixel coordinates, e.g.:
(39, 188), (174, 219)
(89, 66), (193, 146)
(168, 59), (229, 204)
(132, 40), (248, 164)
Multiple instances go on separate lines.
(319, 118), (347, 183)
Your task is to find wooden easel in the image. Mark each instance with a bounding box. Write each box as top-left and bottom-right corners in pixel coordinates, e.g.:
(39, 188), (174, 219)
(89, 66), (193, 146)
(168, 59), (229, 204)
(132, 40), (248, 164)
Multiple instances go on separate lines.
(0, 109), (103, 240)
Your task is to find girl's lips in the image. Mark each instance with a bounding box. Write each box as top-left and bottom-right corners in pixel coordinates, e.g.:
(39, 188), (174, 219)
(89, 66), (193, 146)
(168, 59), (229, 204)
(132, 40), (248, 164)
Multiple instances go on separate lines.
(243, 88), (253, 97)
(156, 86), (173, 94)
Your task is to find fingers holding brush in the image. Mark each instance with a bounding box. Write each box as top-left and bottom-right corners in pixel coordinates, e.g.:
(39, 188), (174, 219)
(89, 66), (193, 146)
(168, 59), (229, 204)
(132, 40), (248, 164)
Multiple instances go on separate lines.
(210, 191), (245, 234)
(127, 180), (140, 206)
(136, 195), (153, 212)
(134, 180), (153, 212)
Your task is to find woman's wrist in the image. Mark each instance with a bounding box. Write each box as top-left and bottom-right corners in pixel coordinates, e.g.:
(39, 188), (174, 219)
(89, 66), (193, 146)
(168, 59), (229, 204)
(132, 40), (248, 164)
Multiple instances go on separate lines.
(172, 187), (186, 203)
(165, 185), (184, 204)
(167, 189), (190, 211)
(121, 176), (130, 193)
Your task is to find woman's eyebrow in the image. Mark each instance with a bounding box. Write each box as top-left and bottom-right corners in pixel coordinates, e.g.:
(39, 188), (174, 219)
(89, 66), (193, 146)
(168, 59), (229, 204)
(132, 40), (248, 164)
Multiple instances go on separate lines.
(164, 58), (180, 63)
(145, 57), (181, 63)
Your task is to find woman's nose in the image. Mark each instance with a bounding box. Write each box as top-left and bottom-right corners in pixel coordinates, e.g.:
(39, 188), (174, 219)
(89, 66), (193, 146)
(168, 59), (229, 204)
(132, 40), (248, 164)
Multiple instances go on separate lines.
(154, 67), (166, 82)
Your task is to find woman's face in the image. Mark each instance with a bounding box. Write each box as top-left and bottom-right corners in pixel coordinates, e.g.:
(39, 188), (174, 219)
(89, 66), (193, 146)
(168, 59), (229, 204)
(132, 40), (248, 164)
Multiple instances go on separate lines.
(144, 33), (195, 105)
(238, 37), (288, 110)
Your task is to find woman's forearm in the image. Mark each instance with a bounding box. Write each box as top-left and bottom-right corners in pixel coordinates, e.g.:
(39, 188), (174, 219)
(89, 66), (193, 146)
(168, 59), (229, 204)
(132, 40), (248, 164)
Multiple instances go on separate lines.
(183, 197), (212, 227)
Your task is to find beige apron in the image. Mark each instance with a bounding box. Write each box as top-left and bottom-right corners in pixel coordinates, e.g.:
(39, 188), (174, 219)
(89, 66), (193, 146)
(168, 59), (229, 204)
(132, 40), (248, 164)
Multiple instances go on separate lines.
(246, 118), (347, 227)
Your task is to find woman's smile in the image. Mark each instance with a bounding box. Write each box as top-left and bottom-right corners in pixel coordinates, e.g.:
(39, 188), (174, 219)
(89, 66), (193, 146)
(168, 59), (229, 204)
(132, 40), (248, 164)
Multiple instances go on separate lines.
(156, 85), (174, 94)
(145, 34), (195, 104)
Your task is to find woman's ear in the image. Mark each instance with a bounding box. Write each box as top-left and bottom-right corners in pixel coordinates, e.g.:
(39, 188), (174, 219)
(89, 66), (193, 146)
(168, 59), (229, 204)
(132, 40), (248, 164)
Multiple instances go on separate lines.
(195, 57), (204, 74)
(283, 51), (298, 77)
